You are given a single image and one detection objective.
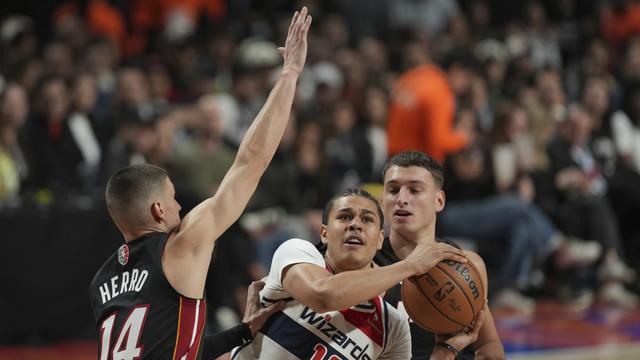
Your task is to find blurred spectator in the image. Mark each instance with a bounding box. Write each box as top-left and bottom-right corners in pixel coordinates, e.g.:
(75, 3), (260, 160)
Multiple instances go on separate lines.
(0, 83), (29, 203)
(386, 44), (474, 163)
(25, 75), (100, 195)
(388, 0), (459, 36)
(440, 134), (601, 313)
(171, 94), (235, 200)
(547, 104), (638, 308)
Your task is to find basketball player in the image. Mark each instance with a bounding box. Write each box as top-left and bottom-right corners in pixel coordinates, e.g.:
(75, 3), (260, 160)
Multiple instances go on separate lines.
(232, 188), (485, 359)
(89, 8), (312, 359)
(375, 151), (505, 359)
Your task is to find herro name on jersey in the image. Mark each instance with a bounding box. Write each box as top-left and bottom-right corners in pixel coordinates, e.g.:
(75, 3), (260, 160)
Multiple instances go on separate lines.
(98, 268), (149, 304)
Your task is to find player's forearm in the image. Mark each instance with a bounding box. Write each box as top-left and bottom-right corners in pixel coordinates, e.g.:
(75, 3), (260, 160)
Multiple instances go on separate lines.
(234, 71), (299, 172)
(312, 261), (416, 312)
(474, 340), (505, 360)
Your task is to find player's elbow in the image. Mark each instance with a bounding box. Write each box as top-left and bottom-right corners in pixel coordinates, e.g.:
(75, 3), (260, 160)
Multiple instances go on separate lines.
(237, 142), (270, 171)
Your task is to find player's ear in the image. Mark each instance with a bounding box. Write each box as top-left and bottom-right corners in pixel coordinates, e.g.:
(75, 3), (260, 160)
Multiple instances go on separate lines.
(319, 224), (329, 245)
(435, 189), (445, 213)
(150, 201), (163, 223)
(377, 228), (384, 250)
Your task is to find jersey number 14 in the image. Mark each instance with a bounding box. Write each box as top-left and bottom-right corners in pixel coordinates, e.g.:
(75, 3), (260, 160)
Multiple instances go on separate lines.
(99, 305), (150, 360)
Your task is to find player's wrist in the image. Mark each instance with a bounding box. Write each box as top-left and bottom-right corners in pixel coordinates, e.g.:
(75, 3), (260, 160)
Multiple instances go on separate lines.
(281, 68), (301, 78)
(434, 341), (459, 359)
(240, 322), (254, 342)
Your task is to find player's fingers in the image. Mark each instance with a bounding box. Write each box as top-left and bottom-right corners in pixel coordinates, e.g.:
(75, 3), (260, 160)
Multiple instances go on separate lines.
(440, 253), (468, 263)
(302, 15), (312, 35)
(288, 11), (299, 35)
(469, 308), (486, 337)
(294, 7), (307, 41)
(264, 300), (286, 315)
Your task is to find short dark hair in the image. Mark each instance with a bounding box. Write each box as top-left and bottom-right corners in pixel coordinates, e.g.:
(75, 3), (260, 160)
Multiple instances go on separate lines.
(382, 151), (444, 188)
(105, 164), (168, 220)
(321, 188), (384, 230)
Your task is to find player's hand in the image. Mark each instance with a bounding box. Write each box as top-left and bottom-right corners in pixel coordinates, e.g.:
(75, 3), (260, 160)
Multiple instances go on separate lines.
(279, 7), (312, 76)
(242, 281), (285, 336)
(405, 241), (467, 276)
(435, 304), (486, 354)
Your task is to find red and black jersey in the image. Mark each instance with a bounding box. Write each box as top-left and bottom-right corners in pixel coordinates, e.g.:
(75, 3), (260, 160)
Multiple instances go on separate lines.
(90, 232), (206, 360)
(374, 237), (475, 360)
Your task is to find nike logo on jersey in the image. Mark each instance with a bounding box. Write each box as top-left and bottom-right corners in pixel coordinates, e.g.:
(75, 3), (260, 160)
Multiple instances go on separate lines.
(98, 268), (149, 304)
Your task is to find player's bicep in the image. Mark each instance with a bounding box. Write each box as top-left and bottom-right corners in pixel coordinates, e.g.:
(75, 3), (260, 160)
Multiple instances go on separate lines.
(281, 263), (331, 310)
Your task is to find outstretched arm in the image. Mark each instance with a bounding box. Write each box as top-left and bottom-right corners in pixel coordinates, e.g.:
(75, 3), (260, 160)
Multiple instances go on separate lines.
(163, 7), (313, 298)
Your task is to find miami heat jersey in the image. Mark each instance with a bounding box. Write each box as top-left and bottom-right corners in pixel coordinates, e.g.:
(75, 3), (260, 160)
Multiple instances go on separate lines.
(374, 237), (474, 360)
(90, 232), (206, 360)
(232, 238), (411, 359)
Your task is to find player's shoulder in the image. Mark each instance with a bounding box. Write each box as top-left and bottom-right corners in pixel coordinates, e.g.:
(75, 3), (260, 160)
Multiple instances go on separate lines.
(274, 238), (321, 256)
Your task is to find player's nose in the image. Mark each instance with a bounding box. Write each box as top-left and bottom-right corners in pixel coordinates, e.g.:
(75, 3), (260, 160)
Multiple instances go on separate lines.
(395, 187), (409, 205)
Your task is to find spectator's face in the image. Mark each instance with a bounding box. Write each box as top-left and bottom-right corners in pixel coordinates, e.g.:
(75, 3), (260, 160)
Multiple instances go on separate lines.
(566, 107), (593, 145)
(0, 84), (28, 128)
(198, 96), (223, 138)
(117, 69), (149, 105)
(382, 166), (444, 240)
(365, 87), (388, 127)
(582, 79), (609, 116)
(73, 74), (98, 114)
(41, 79), (70, 123)
(507, 108), (529, 140)
(332, 102), (356, 134)
(320, 195), (384, 272)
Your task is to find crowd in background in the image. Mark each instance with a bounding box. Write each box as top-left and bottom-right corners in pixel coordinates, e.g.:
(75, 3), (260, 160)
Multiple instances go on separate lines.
(2, 0), (640, 334)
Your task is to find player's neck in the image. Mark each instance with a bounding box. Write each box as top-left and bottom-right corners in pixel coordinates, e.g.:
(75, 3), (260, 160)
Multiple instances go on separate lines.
(122, 225), (170, 242)
(389, 228), (436, 260)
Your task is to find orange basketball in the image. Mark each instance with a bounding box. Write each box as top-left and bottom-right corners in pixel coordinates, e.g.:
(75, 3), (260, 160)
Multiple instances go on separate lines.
(401, 259), (486, 334)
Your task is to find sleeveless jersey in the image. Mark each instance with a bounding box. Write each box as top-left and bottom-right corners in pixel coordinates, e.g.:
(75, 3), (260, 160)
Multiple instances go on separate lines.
(90, 232), (206, 360)
(373, 237), (475, 360)
(232, 238), (411, 359)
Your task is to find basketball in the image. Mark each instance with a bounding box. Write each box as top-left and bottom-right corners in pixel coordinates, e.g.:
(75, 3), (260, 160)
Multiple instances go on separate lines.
(401, 259), (486, 334)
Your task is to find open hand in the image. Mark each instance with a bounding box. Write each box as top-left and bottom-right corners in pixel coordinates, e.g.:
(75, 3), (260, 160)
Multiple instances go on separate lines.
(279, 7), (312, 76)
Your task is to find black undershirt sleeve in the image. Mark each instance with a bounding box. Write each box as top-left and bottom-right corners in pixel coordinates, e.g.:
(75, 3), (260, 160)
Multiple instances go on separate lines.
(201, 322), (253, 359)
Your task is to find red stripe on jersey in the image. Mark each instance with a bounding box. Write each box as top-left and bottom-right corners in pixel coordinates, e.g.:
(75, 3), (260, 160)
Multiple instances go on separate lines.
(172, 297), (206, 360)
(339, 297), (385, 347)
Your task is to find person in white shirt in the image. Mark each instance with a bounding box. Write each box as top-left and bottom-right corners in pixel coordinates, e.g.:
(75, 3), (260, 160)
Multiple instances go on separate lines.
(232, 188), (485, 360)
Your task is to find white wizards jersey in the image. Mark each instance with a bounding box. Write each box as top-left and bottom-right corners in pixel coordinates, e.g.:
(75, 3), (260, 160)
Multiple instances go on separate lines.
(232, 238), (411, 360)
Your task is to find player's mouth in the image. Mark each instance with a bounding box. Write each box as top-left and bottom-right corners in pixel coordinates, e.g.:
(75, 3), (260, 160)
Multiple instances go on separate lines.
(344, 234), (365, 247)
(393, 209), (413, 221)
